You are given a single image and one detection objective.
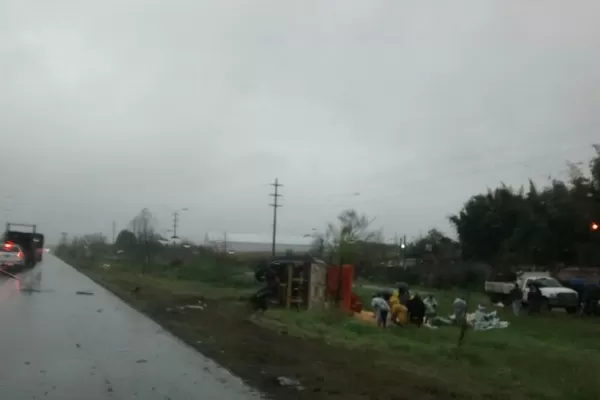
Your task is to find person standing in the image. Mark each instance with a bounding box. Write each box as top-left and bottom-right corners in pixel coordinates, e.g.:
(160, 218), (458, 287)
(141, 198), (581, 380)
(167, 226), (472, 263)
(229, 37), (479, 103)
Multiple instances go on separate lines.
(527, 283), (543, 315)
(581, 282), (600, 316)
(407, 293), (426, 327)
(509, 282), (523, 316)
(453, 297), (467, 324)
(423, 294), (438, 324)
(371, 294), (391, 328)
(398, 287), (410, 306)
(388, 291), (408, 326)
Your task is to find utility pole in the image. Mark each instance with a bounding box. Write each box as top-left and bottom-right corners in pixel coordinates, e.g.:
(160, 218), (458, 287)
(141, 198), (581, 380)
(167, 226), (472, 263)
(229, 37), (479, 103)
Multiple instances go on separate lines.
(395, 232), (400, 266)
(269, 178), (283, 256)
(165, 206), (187, 244)
(60, 232), (68, 246)
(402, 234), (407, 268)
(223, 231), (228, 253)
(172, 211), (179, 240)
(112, 221), (116, 244)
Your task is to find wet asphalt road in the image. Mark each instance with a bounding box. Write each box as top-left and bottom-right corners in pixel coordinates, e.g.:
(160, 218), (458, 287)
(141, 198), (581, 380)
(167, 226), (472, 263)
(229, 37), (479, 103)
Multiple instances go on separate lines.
(0, 255), (263, 400)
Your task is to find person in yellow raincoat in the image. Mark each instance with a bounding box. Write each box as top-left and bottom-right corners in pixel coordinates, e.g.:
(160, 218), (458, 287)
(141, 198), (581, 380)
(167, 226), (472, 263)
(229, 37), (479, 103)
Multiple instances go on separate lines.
(389, 290), (408, 325)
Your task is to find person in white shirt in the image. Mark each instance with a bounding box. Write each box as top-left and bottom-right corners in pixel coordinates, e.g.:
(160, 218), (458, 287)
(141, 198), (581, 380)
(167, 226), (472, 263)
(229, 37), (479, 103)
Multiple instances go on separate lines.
(453, 297), (467, 323)
(371, 295), (391, 328)
(423, 294), (438, 324)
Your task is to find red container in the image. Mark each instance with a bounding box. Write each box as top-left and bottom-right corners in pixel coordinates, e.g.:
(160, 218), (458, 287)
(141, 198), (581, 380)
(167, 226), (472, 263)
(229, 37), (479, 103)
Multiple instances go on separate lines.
(327, 264), (359, 313)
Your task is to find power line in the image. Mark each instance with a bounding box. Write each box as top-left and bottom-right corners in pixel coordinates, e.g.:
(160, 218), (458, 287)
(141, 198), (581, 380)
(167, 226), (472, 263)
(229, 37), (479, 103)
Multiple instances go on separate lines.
(269, 178), (283, 256)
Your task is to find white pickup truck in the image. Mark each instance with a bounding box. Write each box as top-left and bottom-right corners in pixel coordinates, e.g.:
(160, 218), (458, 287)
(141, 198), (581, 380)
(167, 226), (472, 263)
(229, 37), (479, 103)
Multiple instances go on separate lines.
(485, 272), (579, 314)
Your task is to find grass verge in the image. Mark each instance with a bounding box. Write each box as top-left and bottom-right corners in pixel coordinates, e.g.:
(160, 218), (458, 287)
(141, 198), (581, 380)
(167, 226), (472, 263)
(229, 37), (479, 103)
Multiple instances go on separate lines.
(72, 261), (600, 400)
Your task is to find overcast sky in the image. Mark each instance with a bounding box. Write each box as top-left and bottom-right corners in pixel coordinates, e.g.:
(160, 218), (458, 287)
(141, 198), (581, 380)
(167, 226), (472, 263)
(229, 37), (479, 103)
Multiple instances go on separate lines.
(1, 1), (599, 244)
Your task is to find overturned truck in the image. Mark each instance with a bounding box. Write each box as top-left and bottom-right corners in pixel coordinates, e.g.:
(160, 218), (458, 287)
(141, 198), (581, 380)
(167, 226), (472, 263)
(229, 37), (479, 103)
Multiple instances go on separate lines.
(250, 255), (329, 311)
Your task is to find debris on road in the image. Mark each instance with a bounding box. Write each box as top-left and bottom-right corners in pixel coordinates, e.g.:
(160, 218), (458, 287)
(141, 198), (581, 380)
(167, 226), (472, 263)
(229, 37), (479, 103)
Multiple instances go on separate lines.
(184, 304), (205, 310)
(135, 359), (148, 364)
(277, 376), (305, 391)
(20, 288), (42, 293)
(76, 291), (94, 296)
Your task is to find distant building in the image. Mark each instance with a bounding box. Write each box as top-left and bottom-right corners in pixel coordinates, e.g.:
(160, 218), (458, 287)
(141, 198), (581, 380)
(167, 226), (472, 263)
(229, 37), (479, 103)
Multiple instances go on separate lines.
(203, 232), (313, 254)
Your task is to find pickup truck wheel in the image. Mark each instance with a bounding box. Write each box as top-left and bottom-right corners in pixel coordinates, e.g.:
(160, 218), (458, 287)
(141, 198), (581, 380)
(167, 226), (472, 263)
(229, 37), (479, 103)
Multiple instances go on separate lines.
(565, 307), (578, 314)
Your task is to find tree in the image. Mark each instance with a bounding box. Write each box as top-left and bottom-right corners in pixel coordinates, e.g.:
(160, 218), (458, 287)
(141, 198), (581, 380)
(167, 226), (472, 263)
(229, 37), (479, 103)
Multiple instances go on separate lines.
(450, 145), (600, 269)
(406, 229), (460, 261)
(128, 208), (162, 265)
(115, 229), (137, 251)
(322, 209), (379, 264)
(310, 235), (326, 258)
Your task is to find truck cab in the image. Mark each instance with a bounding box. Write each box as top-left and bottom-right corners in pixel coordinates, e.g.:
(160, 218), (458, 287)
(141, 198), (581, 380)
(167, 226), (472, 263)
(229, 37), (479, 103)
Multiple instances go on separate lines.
(520, 275), (579, 313)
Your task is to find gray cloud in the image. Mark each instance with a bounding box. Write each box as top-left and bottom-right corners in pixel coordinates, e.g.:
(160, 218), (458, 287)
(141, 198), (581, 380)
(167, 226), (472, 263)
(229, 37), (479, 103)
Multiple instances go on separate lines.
(1, 0), (599, 243)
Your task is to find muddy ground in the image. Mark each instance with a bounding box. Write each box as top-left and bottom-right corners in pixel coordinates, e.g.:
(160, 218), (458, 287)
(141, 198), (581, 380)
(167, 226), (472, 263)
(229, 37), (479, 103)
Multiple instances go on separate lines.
(81, 270), (453, 400)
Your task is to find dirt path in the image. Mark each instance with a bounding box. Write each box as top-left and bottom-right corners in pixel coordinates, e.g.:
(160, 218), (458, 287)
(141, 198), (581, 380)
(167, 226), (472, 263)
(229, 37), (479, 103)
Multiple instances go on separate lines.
(81, 270), (450, 400)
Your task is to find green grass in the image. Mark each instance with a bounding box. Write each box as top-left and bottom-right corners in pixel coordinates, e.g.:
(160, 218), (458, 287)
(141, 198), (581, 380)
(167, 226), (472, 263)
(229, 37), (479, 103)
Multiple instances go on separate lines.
(268, 283), (600, 400)
(74, 259), (600, 400)
(77, 259), (259, 301)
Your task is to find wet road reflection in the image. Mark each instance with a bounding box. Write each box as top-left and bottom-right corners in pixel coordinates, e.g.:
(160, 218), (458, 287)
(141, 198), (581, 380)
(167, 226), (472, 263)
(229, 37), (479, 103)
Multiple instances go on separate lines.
(0, 255), (263, 400)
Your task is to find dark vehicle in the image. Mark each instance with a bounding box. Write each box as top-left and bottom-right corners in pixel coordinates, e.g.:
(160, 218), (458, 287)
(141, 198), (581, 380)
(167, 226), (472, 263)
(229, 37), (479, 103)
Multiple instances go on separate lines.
(2, 223), (42, 268)
(33, 233), (45, 262)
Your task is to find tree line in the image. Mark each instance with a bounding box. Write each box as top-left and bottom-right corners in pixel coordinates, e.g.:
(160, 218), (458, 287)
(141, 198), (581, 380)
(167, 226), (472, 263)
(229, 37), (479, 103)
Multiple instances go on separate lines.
(57, 145), (600, 273)
(311, 145), (600, 272)
(450, 145), (600, 268)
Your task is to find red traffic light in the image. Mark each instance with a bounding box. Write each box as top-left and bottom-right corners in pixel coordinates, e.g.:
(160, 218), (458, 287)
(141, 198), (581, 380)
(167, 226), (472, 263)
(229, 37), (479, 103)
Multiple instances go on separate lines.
(592, 222), (599, 231)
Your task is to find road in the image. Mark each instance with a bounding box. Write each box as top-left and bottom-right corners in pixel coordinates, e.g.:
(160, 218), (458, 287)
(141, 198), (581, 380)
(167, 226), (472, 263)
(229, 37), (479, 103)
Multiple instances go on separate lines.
(0, 255), (263, 400)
